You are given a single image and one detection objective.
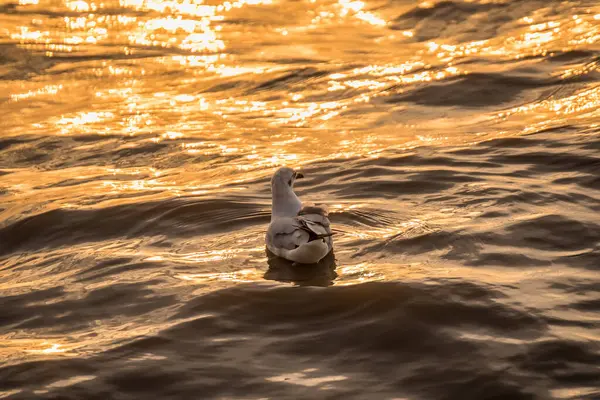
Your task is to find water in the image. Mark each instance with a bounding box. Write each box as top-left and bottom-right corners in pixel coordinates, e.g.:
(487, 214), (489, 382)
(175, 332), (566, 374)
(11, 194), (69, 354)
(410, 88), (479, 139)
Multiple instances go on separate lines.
(1, 0), (600, 398)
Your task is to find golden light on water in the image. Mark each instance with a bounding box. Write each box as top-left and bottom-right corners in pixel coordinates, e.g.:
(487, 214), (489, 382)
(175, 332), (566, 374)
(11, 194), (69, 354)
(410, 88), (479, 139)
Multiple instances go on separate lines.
(496, 86), (600, 129)
(9, 84), (63, 102)
(5, 0), (598, 158)
(27, 342), (67, 354)
(266, 371), (348, 387)
(2, 0), (599, 236)
(2, 4), (600, 399)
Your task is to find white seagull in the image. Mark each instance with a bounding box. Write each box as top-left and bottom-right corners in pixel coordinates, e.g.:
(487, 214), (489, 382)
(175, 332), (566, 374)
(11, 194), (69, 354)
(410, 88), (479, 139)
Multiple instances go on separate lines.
(266, 167), (334, 264)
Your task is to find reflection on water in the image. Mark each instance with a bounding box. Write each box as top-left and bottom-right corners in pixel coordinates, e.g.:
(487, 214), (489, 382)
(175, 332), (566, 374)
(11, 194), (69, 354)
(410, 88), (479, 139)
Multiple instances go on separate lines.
(264, 249), (338, 287)
(4, 0), (599, 156)
(1, 0), (600, 398)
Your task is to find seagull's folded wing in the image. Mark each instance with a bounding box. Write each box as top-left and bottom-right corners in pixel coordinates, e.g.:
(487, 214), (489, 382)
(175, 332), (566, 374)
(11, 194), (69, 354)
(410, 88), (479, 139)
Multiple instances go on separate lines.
(269, 217), (309, 250)
(269, 206), (332, 250)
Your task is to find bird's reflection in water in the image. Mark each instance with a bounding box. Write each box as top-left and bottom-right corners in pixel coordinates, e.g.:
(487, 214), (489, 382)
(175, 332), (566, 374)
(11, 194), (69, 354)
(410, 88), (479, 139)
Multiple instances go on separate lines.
(264, 249), (337, 287)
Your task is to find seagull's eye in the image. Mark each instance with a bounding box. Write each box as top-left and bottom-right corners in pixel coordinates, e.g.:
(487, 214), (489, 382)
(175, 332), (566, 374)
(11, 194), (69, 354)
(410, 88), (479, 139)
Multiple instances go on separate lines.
(288, 179), (292, 186)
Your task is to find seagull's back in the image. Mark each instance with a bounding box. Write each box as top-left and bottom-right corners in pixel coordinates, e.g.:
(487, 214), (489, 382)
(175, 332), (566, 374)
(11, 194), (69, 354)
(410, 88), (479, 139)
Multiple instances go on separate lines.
(266, 204), (333, 264)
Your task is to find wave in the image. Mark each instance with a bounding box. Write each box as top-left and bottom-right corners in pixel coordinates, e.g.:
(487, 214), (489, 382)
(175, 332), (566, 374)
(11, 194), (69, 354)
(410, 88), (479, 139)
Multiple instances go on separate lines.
(1, 280), (566, 400)
(0, 199), (269, 257)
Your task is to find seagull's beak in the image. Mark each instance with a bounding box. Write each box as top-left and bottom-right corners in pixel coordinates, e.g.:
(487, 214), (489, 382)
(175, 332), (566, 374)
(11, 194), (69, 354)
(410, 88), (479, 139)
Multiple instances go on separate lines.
(295, 172), (304, 179)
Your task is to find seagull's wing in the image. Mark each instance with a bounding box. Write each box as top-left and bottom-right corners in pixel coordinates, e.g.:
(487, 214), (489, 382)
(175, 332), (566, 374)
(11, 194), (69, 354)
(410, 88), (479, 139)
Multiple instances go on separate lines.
(297, 205), (330, 235)
(268, 207), (332, 251)
(268, 217), (310, 250)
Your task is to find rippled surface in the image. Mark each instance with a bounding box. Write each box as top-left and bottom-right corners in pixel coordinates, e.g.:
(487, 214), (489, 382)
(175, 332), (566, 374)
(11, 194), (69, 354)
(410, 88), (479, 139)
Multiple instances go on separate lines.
(1, 0), (600, 398)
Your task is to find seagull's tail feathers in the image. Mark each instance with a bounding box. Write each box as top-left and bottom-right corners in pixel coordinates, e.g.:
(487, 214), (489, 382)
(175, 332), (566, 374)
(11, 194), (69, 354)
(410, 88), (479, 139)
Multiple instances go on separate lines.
(281, 239), (331, 264)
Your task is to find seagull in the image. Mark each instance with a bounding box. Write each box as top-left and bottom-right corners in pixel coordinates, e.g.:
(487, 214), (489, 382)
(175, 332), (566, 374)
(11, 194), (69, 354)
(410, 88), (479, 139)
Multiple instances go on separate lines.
(265, 167), (334, 264)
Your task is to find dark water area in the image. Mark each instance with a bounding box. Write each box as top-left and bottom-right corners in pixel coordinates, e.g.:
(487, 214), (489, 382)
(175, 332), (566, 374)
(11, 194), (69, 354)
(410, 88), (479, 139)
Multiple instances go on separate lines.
(1, 0), (600, 398)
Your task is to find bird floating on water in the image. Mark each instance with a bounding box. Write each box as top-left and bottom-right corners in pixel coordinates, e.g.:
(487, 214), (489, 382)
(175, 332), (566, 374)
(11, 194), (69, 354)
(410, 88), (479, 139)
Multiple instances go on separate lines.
(265, 167), (334, 264)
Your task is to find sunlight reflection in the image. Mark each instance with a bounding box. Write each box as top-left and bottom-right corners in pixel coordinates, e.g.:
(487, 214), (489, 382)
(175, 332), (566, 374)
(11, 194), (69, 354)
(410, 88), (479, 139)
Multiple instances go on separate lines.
(558, 59), (600, 79)
(10, 27), (50, 42)
(10, 85), (63, 102)
(7, 0), (285, 59)
(66, 0), (94, 11)
(103, 179), (166, 192)
(344, 219), (430, 241)
(46, 375), (97, 389)
(171, 247), (265, 264)
(177, 268), (264, 283)
(266, 371), (348, 387)
(337, 263), (382, 282)
(119, 0), (216, 17)
(25, 342), (68, 354)
(327, 63), (462, 93)
(3, 2), (598, 193)
(425, 11), (600, 61)
(497, 86), (600, 122)
(55, 112), (115, 134)
(338, 0), (386, 27)
(128, 17), (224, 52)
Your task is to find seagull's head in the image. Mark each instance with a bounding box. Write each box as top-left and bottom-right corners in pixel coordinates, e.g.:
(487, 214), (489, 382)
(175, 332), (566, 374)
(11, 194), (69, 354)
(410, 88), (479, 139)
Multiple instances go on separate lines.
(271, 166), (304, 190)
(271, 166), (304, 217)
